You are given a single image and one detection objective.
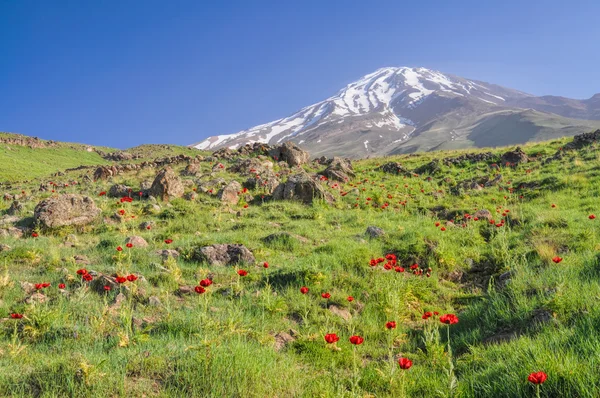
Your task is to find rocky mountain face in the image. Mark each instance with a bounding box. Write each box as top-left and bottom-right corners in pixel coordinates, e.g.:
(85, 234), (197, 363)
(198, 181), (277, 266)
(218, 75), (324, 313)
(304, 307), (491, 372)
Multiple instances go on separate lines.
(191, 67), (600, 158)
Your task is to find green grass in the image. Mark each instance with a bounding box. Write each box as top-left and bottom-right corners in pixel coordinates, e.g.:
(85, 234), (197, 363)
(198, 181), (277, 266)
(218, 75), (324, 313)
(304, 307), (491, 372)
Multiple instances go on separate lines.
(1, 135), (600, 396)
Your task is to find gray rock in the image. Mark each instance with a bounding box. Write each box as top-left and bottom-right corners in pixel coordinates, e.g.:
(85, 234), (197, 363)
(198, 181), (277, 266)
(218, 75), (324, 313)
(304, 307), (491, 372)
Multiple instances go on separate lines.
(217, 181), (242, 204)
(192, 243), (255, 266)
(34, 194), (101, 228)
(272, 172), (334, 204)
(125, 236), (148, 248)
(365, 226), (385, 238)
(148, 167), (184, 201)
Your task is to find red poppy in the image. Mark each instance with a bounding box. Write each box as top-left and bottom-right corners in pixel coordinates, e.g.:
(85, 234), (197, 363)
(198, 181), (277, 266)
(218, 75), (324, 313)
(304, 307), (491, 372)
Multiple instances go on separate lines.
(552, 256), (563, 264)
(146, 225), (151, 230)
(99, 191), (106, 196)
(194, 285), (206, 294)
(104, 285), (111, 291)
(263, 262), (269, 268)
(164, 239), (173, 244)
(31, 232), (39, 238)
(118, 209), (126, 215)
(440, 227), (446, 231)
(237, 269), (248, 276)
(422, 311), (433, 320)
(58, 283), (66, 289)
(385, 321), (397, 329)
(324, 333), (340, 344)
(435, 222), (440, 227)
(349, 335), (364, 345)
(300, 286), (309, 294)
(76, 269), (88, 275)
(440, 314), (459, 325)
(199, 278), (213, 287)
(116, 276), (127, 284)
(590, 214), (596, 220)
(34, 283), (44, 290)
(433, 311), (439, 315)
(126, 274), (138, 282)
(82, 274), (93, 282)
(395, 266), (405, 273)
(527, 371), (548, 384)
(10, 313), (24, 319)
(321, 292), (331, 299)
(116, 246), (123, 252)
(126, 243), (133, 248)
(347, 296), (354, 302)
(398, 357), (413, 370)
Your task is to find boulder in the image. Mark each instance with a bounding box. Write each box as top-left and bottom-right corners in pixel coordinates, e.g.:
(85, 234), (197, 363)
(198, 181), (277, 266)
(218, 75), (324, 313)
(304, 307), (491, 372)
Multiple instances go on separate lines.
(378, 162), (413, 176)
(148, 167), (184, 201)
(228, 158), (273, 176)
(108, 184), (131, 198)
(7, 201), (23, 215)
(125, 236), (148, 248)
(155, 249), (180, 260)
(244, 171), (280, 194)
(34, 194), (101, 228)
(320, 157), (355, 182)
(501, 147), (529, 166)
(365, 226), (385, 238)
(474, 209), (493, 221)
(217, 181), (242, 204)
(181, 163), (200, 176)
(93, 166), (115, 181)
(269, 142), (309, 167)
(192, 244), (255, 266)
(272, 172), (334, 204)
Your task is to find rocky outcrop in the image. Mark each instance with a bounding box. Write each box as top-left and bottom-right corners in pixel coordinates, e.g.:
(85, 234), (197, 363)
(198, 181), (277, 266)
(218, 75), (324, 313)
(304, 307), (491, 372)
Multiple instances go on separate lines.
(148, 167), (184, 201)
(272, 172), (334, 204)
(217, 181), (242, 204)
(269, 142), (310, 167)
(34, 194), (101, 228)
(108, 184), (131, 198)
(244, 171), (280, 194)
(320, 157), (354, 182)
(191, 244), (255, 266)
(414, 159), (441, 175)
(377, 162), (413, 176)
(443, 152), (496, 166)
(227, 158), (273, 176)
(181, 163), (200, 176)
(500, 147), (529, 166)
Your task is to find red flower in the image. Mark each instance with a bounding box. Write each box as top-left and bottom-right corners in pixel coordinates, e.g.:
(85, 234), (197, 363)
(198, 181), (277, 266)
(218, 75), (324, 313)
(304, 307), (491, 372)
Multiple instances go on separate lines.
(385, 321), (397, 329)
(82, 274), (93, 282)
(118, 209), (126, 215)
(433, 311), (439, 315)
(34, 283), (44, 290)
(194, 285), (206, 294)
(551, 204), (556, 208)
(527, 371), (548, 384)
(398, 357), (413, 370)
(116, 246), (123, 252)
(300, 286), (309, 294)
(126, 243), (133, 248)
(394, 266), (405, 273)
(199, 278), (212, 287)
(590, 214), (596, 220)
(321, 292), (331, 299)
(422, 311), (433, 320)
(440, 227), (446, 231)
(164, 239), (173, 244)
(347, 296), (354, 302)
(99, 191), (106, 196)
(41, 282), (50, 288)
(263, 262), (269, 268)
(435, 222), (440, 227)
(116, 276), (127, 284)
(58, 283), (66, 289)
(126, 274), (138, 282)
(324, 333), (340, 344)
(31, 232), (39, 238)
(440, 314), (459, 325)
(76, 269), (88, 275)
(146, 225), (151, 230)
(552, 256), (563, 264)
(237, 269), (248, 276)
(104, 285), (111, 291)
(10, 313), (23, 319)
(349, 335), (364, 345)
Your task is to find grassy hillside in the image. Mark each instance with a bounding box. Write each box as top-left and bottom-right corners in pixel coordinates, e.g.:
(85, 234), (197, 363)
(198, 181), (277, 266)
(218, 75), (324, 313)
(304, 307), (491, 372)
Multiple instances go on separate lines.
(1, 134), (600, 397)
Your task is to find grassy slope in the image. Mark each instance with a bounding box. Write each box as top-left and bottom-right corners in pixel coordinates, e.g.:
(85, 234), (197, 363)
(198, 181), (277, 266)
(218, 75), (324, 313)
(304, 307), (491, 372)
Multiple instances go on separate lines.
(1, 136), (600, 396)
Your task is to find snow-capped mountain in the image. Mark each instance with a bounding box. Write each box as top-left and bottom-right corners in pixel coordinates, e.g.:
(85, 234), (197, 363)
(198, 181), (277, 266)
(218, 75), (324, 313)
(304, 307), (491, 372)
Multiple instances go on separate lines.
(191, 67), (600, 157)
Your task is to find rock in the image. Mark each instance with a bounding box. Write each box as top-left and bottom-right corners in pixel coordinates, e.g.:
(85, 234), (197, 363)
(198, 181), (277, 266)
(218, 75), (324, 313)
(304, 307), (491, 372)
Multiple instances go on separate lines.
(0, 227), (24, 238)
(184, 191), (198, 201)
(125, 236), (148, 248)
(217, 181), (242, 205)
(474, 209), (493, 221)
(365, 226), (385, 238)
(148, 167), (184, 201)
(320, 157), (355, 182)
(269, 142), (310, 167)
(176, 285), (194, 296)
(0, 215), (20, 226)
(155, 249), (180, 260)
(93, 166), (114, 181)
(7, 201), (23, 215)
(378, 162), (413, 176)
(108, 184), (131, 198)
(228, 158), (274, 176)
(329, 305), (352, 321)
(563, 129), (600, 151)
(74, 255), (90, 265)
(192, 243), (255, 266)
(3, 193), (15, 201)
(273, 331), (296, 351)
(272, 172), (334, 204)
(103, 151), (135, 161)
(501, 147), (529, 166)
(34, 194), (101, 228)
(26, 292), (48, 304)
(148, 296), (162, 306)
(262, 232), (308, 245)
(414, 159), (441, 175)
(244, 171), (280, 194)
(181, 163), (200, 176)
(139, 221), (155, 230)
(443, 152), (496, 166)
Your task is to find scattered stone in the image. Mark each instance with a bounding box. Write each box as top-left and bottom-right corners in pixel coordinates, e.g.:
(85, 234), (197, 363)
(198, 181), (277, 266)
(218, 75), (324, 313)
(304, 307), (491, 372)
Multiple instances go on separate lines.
(269, 142), (310, 167)
(125, 236), (148, 248)
(108, 184), (132, 198)
(273, 331), (296, 351)
(272, 172), (334, 204)
(148, 167), (184, 201)
(26, 292), (48, 304)
(192, 244), (255, 266)
(474, 209), (493, 221)
(365, 226), (385, 238)
(155, 249), (180, 260)
(74, 255), (90, 265)
(320, 157), (355, 181)
(500, 147), (529, 166)
(181, 163), (200, 176)
(377, 162), (413, 176)
(329, 305), (352, 321)
(34, 194), (101, 228)
(217, 181), (242, 204)
(414, 159), (441, 175)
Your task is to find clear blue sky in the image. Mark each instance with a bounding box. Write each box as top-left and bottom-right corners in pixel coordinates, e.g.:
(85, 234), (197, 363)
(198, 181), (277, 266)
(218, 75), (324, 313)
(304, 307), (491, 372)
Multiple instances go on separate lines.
(1, 0), (599, 148)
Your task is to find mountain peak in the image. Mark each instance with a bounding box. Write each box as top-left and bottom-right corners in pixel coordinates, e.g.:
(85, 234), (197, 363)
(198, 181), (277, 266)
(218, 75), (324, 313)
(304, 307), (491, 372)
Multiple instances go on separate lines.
(191, 67), (600, 157)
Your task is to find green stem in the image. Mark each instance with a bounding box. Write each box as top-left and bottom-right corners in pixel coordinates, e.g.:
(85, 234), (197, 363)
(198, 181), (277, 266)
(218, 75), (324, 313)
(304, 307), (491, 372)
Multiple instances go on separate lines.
(536, 384), (540, 398)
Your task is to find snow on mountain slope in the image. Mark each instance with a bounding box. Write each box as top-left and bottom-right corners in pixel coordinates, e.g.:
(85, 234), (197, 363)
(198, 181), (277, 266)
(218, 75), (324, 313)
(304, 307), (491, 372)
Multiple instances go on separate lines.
(192, 67), (530, 152)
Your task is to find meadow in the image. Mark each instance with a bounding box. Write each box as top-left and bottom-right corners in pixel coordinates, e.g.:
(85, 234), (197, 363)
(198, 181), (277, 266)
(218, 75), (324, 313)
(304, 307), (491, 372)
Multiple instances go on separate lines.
(1, 133), (599, 397)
